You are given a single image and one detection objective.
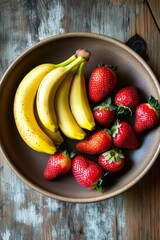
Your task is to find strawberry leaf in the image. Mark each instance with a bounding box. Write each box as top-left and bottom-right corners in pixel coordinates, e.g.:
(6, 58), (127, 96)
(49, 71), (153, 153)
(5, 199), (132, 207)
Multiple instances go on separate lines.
(116, 106), (132, 116)
(110, 119), (120, 137)
(104, 97), (112, 105)
(97, 64), (118, 72)
(103, 128), (111, 136)
(59, 149), (76, 159)
(70, 152), (76, 158)
(93, 97), (117, 111)
(107, 65), (118, 72)
(96, 181), (103, 193)
(102, 148), (125, 163)
(148, 96), (160, 113)
(63, 150), (70, 157)
(96, 172), (110, 192)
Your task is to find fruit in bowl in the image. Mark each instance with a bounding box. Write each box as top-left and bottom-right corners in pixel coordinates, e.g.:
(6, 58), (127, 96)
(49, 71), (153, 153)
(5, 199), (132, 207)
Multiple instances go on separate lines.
(12, 46), (160, 193)
(0, 33), (160, 202)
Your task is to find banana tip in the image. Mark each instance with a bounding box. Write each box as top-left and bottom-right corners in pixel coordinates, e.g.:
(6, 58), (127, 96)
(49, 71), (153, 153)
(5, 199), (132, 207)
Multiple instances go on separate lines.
(54, 127), (59, 133)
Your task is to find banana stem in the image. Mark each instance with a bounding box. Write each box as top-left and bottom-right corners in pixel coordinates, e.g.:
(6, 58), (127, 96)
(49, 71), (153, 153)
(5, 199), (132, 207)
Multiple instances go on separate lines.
(77, 61), (87, 76)
(55, 54), (76, 68)
(65, 56), (86, 72)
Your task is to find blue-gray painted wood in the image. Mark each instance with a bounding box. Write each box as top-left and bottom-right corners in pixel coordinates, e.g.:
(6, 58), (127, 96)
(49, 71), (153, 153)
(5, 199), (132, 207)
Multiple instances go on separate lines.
(0, 1), (160, 239)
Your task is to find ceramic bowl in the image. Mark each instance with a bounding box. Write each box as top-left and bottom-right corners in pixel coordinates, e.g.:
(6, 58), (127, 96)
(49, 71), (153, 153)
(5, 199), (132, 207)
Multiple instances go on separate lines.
(0, 32), (160, 203)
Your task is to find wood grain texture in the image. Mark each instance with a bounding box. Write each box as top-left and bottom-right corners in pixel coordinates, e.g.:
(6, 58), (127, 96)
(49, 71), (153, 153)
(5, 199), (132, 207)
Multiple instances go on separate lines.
(147, 0), (160, 30)
(0, 0), (160, 239)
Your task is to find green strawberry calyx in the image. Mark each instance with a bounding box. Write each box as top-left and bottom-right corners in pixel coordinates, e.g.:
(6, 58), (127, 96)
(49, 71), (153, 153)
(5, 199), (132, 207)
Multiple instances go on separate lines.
(61, 149), (76, 159)
(93, 97), (117, 111)
(96, 172), (110, 193)
(95, 149), (125, 192)
(102, 149), (125, 163)
(98, 64), (118, 73)
(103, 128), (112, 136)
(116, 105), (132, 116)
(89, 171), (111, 193)
(148, 96), (160, 114)
(110, 119), (121, 137)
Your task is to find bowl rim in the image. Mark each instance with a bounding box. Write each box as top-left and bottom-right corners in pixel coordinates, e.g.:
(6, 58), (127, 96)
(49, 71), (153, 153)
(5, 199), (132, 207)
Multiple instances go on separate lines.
(0, 32), (160, 203)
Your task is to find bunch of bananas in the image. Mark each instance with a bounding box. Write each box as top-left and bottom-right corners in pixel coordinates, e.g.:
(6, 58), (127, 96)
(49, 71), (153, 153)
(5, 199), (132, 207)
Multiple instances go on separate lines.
(14, 49), (95, 154)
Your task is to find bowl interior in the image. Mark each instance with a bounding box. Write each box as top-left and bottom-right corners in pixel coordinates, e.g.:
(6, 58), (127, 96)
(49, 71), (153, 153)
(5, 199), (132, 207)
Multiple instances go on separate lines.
(0, 33), (160, 202)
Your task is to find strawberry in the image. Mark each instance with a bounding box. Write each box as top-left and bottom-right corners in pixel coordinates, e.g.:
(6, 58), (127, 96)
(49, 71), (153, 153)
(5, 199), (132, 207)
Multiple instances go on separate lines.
(111, 120), (139, 149)
(88, 65), (117, 103)
(44, 150), (72, 180)
(72, 155), (103, 191)
(134, 96), (160, 133)
(93, 97), (117, 127)
(114, 86), (139, 115)
(98, 148), (125, 172)
(76, 129), (112, 155)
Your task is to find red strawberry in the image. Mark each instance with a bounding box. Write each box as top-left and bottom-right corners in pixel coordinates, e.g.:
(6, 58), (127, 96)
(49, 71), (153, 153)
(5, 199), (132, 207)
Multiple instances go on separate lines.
(76, 129), (112, 155)
(72, 155), (103, 191)
(134, 96), (160, 133)
(98, 148), (125, 172)
(93, 97), (117, 127)
(88, 65), (117, 103)
(44, 150), (72, 180)
(111, 120), (139, 149)
(114, 86), (139, 115)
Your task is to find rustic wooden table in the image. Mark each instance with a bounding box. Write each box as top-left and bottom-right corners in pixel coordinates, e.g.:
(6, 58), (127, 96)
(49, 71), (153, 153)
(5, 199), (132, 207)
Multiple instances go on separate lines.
(0, 1), (160, 239)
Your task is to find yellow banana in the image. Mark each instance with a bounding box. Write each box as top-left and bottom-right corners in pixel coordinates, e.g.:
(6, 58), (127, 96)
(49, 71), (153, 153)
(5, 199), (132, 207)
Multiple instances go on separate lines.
(13, 54), (76, 154)
(55, 68), (86, 140)
(37, 115), (64, 145)
(34, 106), (64, 146)
(70, 62), (95, 131)
(44, 129), (64, 146)
(39, 126), (64, 146)
(36, 56), (86, 133)
(14, 64), (57, 154)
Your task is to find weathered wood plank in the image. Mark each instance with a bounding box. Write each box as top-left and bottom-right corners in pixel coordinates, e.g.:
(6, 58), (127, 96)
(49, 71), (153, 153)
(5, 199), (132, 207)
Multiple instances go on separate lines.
(147, 0), (160, 30)
(122, 2), (160, 240)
